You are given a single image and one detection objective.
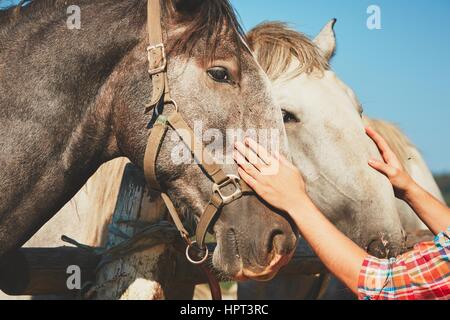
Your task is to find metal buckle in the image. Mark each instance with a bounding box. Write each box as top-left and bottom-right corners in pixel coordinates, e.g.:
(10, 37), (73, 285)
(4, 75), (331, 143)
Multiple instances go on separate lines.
(213, 175), (243, 205)
(165, 98), (179, 113)
(186, 241), (209, 265)
(147, 43), (166, 75)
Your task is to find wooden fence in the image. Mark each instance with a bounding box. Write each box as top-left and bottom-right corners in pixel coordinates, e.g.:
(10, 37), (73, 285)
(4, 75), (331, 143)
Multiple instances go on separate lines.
(0, 164), (434, 299)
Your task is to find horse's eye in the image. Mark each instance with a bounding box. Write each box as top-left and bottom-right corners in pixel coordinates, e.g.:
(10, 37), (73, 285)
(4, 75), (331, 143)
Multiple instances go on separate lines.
(358, 104), (364, 118)
(282, 110), (299, 123)
(207, 67), (232, 84)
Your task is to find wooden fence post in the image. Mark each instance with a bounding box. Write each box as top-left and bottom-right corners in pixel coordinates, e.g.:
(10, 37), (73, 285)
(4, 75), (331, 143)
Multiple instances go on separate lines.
(89, 164), (195, 300)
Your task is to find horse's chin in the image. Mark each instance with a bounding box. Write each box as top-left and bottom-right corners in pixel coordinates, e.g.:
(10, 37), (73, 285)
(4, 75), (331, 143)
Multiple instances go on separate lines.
(216, 253), (291, 282)
(234, 271), (277, 282)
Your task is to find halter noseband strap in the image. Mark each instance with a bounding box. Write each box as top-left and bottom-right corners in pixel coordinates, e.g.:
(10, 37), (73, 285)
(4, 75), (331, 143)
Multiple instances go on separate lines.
(143, 0), (254, 263)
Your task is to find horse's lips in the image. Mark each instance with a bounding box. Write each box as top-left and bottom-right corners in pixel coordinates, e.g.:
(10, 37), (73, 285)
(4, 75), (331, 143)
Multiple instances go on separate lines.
(233, 253), (291, 282)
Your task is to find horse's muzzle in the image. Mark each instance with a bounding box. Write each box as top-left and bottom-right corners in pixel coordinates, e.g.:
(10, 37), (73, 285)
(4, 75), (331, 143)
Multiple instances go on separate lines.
(234, 253), (292, 282)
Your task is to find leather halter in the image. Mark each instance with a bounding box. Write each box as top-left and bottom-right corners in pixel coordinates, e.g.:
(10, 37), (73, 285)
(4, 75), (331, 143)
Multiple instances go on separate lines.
(143, 0), (254, 264)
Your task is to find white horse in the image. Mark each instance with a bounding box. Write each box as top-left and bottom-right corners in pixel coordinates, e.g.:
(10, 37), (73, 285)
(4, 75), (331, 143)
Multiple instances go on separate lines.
(361, 118), (444, 231)
(238, 20), (444, 300)
(1, 20), (443, 300)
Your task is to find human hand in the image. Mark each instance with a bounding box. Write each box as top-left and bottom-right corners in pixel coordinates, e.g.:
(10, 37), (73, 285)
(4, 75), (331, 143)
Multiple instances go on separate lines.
(233, 138), (308, 213)
(366, 127), (417, 199)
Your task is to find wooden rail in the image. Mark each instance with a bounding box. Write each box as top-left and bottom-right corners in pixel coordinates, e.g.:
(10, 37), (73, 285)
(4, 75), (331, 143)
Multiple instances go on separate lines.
(0, 247), (100, 296)
(0, 162), (434, 298)
(0, 230), (433, 297)
(0, 240), (324, 296)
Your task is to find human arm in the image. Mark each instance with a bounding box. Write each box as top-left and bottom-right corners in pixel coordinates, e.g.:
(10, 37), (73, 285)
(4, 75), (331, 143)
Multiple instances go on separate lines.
(285, 198), (367, 295)
(233, 139), (367, 295)
(365, 127), (450, 235)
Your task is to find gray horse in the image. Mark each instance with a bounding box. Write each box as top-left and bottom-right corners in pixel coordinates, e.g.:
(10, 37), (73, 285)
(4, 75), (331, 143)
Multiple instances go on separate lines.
(0, 0), (297, 282)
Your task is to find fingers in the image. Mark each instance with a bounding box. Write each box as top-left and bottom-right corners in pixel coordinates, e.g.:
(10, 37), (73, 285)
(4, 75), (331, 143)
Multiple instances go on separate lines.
(244, 138), (274, 165)
(237, 167), (258, 191)
(368, 159), (397, 177)
(235, 139), (286, 176)
(365, 127), (398, 165)
(234, 141), (266, 171)
(365, 126), (384, 144)
(365, 127), (390, 155)
(233, 148), (261, 180)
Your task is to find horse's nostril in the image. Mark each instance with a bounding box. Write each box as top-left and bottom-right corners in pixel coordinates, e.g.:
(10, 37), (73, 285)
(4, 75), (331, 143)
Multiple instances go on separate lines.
(267, 229), (281, 252)
(268, 228), (295, 256)
(367, 238), (397, 259)
(367, 231), (405, 259)
(367, 239), (388, 258)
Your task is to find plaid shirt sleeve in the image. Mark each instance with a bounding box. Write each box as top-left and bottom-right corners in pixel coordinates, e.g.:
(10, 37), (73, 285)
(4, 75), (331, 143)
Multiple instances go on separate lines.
(358, 227), (450, 300)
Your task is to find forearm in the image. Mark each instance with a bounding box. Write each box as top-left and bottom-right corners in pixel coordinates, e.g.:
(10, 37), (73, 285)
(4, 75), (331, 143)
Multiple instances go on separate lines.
(404, 183), (450, 235)
(287, 198), (367, 295)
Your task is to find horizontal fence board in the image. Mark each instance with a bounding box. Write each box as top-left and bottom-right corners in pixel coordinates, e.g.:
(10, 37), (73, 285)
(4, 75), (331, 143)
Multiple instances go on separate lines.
(0, 231), (433, 296)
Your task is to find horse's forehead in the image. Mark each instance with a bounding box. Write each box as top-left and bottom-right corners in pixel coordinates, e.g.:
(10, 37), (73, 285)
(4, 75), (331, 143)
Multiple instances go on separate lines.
(278, 70), (360, 113)
(213, 39), (245, 60)
(210, 45), (257, 73)
(324, 71), (362, 113)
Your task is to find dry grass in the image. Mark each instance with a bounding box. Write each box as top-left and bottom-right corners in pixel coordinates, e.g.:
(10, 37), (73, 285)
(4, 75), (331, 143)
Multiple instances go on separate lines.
(193, 282), (237, 300)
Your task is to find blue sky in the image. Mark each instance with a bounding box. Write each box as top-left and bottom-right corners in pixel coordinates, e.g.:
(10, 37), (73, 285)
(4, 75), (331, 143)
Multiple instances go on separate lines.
(230, 0), (450, 173)
(2, 0), (449, 172)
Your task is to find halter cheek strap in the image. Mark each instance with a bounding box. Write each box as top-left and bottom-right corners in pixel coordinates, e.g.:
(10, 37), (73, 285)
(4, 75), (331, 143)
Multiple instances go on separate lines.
(143, 0), (254, 261)
(143, 112), (254, 250)
(145, 0), (170, 110)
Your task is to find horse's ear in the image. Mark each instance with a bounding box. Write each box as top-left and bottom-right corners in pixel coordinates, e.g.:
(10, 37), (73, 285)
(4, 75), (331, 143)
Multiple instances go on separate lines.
(313, 19), (337, 61)
(173, 0), (203, 15)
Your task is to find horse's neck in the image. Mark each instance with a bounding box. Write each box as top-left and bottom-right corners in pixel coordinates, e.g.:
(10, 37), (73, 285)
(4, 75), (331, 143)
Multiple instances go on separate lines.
(0, 1), (147, 257)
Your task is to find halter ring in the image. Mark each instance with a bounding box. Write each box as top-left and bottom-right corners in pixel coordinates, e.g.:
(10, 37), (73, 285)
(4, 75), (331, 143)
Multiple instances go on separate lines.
(164, 98), (179, 113)
(186, 241), (209, 265)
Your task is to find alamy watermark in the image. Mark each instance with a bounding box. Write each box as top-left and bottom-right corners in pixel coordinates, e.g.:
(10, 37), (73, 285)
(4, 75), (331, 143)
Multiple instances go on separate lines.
(66, 265), (81, 290)
(367, 5), (382, 30)
(168, 122), (282, 175)
(66, 5), (81, 30)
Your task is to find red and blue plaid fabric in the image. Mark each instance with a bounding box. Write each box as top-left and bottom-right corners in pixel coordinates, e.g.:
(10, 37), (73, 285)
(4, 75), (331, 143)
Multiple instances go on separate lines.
(358, 227), (450, 300)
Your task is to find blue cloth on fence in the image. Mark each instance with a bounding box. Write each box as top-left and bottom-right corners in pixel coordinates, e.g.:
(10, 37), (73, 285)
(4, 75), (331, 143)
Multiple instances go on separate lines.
(0, 0), (31, 11)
